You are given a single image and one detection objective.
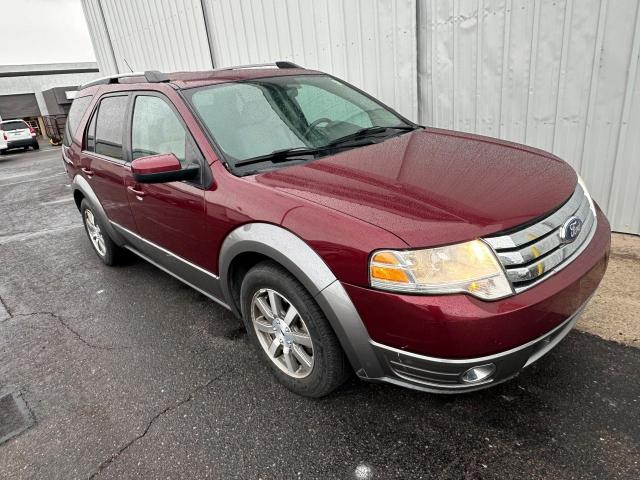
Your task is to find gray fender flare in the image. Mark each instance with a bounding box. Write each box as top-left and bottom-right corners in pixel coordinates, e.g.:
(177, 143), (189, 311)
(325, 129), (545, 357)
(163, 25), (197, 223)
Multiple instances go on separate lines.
(219, 223), (384, 379)
(71, 174), (126, 246)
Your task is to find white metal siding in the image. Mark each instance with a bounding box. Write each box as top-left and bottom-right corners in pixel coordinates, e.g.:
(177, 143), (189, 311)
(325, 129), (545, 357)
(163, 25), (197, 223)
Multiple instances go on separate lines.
(82, 0), (214, 75)
(418, 0), (640, 234)
(81, 0), (119, 75)
(81, 0), (640, 234)
(202, 0), (419, 121)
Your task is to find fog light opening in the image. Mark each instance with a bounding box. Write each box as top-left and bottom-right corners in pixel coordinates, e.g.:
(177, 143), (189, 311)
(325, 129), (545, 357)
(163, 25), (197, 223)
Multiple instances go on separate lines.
(461, 364), (496, 384)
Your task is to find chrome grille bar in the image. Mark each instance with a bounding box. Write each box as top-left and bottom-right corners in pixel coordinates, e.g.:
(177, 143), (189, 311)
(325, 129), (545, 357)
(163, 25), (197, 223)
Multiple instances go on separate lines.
(494, 195), (592, 266)
(484, 181), (597, 293)
(484, 184), (585, 250)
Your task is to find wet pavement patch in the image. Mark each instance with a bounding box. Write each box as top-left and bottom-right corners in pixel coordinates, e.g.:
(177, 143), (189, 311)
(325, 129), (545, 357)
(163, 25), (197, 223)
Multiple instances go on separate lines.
(0, 392), (34, 445)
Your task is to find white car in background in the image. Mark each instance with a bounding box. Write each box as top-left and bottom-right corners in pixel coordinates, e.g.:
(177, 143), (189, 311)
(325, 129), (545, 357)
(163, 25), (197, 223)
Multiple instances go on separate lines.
(0, 119), (39, 154)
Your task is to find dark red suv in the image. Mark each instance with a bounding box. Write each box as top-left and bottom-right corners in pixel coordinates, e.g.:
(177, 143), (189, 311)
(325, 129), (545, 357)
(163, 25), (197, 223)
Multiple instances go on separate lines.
(62, 63), (610, 397)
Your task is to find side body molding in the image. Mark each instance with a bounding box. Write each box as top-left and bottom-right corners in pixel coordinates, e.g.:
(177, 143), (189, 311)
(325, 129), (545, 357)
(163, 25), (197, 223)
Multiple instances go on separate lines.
(71, 174), (126, 246)
(219, 223), (384, 379)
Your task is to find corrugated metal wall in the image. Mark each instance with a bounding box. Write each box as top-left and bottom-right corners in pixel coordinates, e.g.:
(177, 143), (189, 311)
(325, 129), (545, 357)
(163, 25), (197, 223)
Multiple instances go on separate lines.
(418, 0), (640, 234)
(202, 0), (419, 121)
(81, 0), (214, 74)
(80, 0), (640, 234)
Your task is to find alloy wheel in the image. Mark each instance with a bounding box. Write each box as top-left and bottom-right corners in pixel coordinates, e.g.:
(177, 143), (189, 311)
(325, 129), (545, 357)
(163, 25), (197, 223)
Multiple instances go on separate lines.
(84, 209), (106, 257)
(251, 288), (314, 378)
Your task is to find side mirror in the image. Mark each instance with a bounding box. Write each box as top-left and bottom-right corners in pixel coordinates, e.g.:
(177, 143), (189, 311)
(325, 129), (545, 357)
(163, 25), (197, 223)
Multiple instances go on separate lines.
(130, 153), (199, 183)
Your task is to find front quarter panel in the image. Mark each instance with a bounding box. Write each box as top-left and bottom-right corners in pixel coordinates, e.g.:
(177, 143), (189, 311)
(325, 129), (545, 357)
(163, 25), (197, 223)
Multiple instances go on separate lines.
(218, 222), (384, 377)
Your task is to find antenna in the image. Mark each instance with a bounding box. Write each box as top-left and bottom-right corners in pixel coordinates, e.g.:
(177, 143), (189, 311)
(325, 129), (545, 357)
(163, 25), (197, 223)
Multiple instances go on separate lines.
(122, 57), (134, 73)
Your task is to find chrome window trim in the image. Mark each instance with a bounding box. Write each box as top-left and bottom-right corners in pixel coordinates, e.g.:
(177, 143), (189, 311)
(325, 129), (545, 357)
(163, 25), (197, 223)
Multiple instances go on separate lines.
(81, 150), (128, 166)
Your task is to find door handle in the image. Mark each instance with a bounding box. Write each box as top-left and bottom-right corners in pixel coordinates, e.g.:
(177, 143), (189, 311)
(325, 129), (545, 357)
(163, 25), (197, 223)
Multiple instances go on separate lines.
(81, 167), (94, 176)
(127, 185), (146, 199)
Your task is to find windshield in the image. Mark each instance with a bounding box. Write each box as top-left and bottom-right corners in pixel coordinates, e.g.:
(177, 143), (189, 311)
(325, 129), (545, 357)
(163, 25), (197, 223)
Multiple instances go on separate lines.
(185, 74), (412, 171)
(1, 121), (29, 131)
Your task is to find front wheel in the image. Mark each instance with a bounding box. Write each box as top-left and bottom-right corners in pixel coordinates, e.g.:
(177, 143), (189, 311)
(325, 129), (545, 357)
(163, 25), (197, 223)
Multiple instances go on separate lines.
(80, 199), (121, 265)
(240, 261), (350, 397)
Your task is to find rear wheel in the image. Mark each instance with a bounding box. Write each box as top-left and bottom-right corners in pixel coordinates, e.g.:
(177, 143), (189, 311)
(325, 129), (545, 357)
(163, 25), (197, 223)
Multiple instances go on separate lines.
(32, 142), (39, 150)
(80, 199), (121, 265)
(240, 261), (350, 397)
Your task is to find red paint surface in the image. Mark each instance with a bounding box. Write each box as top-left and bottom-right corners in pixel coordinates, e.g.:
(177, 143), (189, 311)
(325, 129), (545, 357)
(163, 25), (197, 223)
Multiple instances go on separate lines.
(258, 127), (577, 248)
(66, 70), (611, 358)
(344, 208), (610, 358)
(131, 153), (181, 174)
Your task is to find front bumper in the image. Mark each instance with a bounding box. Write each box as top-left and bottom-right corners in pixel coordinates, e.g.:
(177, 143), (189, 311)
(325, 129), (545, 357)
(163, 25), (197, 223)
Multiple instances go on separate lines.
(322, 207), (610, 394)
(368, 300), (587, 393)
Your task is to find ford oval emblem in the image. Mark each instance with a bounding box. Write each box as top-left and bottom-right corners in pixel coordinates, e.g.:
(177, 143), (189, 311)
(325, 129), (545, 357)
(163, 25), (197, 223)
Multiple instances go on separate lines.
(560, 216), (583, 244)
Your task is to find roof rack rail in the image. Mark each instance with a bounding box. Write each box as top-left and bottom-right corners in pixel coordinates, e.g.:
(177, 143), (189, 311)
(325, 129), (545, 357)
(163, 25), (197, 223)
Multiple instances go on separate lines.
(79, 70), (170, 90)
(80, 72), (144, 90)
(214, 61), (303, 72)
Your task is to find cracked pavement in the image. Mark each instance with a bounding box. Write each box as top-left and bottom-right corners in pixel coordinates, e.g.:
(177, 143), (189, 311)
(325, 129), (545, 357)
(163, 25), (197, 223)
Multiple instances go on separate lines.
(1, 147), (639, 479)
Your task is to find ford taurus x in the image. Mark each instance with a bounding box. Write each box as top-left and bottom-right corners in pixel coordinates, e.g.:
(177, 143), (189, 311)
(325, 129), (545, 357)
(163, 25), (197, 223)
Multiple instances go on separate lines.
(62, 63), (610, 397)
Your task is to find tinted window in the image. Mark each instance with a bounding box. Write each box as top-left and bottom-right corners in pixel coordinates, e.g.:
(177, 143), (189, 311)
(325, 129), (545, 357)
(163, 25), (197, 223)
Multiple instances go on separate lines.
(63, 95), (92, 146)
(1, 121), (29, 131)
(131, 96), (187, 165)
(93, 96), (128, 160)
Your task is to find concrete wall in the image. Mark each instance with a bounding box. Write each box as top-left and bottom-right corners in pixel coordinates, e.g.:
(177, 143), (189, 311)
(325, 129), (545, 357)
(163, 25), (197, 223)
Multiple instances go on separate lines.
(0, 63), (101, 119)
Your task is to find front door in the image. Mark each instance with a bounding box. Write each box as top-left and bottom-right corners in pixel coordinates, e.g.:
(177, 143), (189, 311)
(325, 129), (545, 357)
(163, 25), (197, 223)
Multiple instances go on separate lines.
(123, 92), (210, 271)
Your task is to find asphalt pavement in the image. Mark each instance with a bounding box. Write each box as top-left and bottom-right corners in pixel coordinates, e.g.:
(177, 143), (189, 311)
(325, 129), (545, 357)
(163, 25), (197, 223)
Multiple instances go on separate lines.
(0, 147), (638, 479)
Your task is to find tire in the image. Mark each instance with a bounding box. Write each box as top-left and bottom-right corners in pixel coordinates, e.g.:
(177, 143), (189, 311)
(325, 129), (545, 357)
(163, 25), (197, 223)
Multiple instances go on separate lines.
(32, 142), (39, 150)
(240, 260), (350, 398)
(80, 199), (121, 266)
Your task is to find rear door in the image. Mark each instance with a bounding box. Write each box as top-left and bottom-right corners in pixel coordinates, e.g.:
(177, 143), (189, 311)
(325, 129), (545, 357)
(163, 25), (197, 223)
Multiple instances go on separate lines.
(123, 91), (210, 269)
(80, 93), (137, 231)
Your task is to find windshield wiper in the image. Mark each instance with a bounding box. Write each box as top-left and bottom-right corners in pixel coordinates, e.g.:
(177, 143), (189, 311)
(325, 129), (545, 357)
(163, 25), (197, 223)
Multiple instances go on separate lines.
(326, 125), (417, 148)
(234, 147), (322, 168)
(234, 125), (418, 170)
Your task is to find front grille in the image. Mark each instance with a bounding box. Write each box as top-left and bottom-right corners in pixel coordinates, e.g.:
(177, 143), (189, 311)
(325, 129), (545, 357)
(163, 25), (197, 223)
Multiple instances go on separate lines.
(484, 182), (597, 293)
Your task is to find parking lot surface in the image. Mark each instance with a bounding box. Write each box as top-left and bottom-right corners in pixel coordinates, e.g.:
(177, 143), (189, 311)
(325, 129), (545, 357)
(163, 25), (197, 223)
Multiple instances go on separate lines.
(1, 147), (639, 479)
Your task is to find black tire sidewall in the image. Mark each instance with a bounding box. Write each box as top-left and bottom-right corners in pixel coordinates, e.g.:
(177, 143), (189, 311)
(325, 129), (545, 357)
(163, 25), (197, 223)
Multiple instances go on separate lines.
(240, 261), (349, 397)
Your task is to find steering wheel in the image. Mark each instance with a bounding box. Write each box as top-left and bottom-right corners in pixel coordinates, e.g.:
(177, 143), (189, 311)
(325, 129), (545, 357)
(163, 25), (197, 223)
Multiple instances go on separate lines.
(303, 117), (333, 136)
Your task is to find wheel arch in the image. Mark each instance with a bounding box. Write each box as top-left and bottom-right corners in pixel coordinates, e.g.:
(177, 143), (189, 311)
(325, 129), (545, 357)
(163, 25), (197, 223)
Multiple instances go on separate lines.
(219, 223), (384, 379)
(71, 174), (126, 245)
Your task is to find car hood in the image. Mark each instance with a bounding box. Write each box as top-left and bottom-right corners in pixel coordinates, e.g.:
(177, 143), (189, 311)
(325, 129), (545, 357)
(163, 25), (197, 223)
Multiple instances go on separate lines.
(255, 128), (577, 248)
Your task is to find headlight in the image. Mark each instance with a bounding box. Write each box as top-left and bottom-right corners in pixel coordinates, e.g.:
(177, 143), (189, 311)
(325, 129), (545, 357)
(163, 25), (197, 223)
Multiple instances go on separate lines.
(369, 240), (513, 300)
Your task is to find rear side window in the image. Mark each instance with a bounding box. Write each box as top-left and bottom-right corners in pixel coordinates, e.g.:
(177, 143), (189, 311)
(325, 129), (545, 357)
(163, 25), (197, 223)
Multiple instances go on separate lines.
(62, 95), (92, 146)
(1, 121), (29, 131)
(85, 95), (128, 160)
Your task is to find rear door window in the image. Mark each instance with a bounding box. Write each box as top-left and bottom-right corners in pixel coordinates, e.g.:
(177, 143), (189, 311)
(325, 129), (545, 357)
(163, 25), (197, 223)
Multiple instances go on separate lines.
(63, 95), (92, 146)
(84, 95), (128, 160)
